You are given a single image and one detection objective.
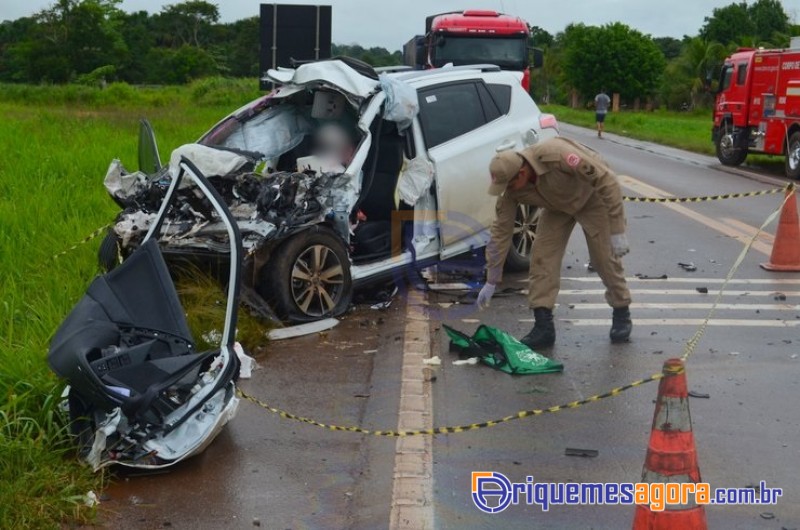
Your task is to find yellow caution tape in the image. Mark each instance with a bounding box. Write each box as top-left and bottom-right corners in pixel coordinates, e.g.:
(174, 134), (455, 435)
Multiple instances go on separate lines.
(679, 190), (787, 362)
(51, 224), (111, 261)
(237, 370), (671, 437)
(623, 184), (789, 203)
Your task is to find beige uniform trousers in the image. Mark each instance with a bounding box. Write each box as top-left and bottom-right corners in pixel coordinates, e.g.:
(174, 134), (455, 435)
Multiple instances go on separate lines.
(528, 194), (631, 310)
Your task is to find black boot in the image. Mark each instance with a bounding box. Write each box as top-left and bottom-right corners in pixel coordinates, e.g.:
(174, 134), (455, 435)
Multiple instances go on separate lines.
(520, 307), (555, 349)
(610, 306), (632, 343)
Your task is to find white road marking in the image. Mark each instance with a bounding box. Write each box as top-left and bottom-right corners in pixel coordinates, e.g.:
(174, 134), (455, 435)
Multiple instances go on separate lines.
(517, 318), (800, 327)
(556, 277), (800, 284)
(561, 303), (799, 311)
(390, 289), (434, 529)
(557, 289), (800, 296)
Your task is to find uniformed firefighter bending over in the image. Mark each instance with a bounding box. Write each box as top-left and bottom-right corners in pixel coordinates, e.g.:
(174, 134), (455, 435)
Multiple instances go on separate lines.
(476, 136), (633, 348)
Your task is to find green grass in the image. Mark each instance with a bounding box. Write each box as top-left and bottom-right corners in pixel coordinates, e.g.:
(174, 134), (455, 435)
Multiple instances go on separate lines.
(542, 104), (786, 173)
(0, 80), (270, 527)
(542, 104), (716, 154)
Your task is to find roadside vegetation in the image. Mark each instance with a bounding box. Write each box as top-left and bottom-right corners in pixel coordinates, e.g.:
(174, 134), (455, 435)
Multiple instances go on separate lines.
(543, 105), (715, 154)
(0, 78), (270, 527)
(542, 104), (784, 172)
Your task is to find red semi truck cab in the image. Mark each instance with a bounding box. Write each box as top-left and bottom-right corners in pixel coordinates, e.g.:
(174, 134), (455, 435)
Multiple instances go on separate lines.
(404, 10), (535, 91)
(712, 40), (800, 178)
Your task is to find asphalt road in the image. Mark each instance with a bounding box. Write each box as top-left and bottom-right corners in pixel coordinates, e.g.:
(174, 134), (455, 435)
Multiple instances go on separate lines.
(99, 124), (800, 529)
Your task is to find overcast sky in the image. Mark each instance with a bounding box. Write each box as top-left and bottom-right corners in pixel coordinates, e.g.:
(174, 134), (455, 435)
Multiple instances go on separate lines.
(2, 0), (799, 50)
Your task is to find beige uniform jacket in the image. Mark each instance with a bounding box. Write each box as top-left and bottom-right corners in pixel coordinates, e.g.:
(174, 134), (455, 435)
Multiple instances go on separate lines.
(485, 137), (626, 285)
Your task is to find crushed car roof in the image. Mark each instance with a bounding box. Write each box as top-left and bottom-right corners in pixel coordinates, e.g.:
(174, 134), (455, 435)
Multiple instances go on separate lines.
(264, 59), (380, 100)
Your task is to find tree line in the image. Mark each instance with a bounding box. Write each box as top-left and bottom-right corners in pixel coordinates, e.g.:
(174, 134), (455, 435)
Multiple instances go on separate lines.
(531, 0), (798, 109)
(0, 0), (402, 85)
(0, 0), (797, 109)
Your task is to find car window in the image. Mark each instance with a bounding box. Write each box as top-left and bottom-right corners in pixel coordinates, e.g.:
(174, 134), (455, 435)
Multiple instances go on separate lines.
(476, 82), (501, 122)
(736, 63), (747, 85)
(486, 83), (512, 115)
(719, 65), (733, 92)
(418, 82), (487, 149)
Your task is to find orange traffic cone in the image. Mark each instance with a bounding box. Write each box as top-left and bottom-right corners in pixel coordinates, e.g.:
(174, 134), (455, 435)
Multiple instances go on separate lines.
(632, 358), (707, 530)
(761, 185), (800, 271)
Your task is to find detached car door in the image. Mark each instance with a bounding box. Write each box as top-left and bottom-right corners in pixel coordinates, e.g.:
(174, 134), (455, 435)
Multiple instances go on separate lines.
(417, 78), (525, 260)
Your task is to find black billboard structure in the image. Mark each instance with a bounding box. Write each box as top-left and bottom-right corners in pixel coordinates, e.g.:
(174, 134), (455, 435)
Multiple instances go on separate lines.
(260, 4), (332, 89)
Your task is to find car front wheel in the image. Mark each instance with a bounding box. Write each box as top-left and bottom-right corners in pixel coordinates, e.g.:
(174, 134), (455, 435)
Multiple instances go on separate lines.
(258, 226), (353, 322)
(504, 204), (539, 272)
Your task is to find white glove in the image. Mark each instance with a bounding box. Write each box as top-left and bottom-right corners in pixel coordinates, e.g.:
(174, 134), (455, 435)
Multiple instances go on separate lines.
(610, 233), (630, 257)
(476, 283), (496, 310)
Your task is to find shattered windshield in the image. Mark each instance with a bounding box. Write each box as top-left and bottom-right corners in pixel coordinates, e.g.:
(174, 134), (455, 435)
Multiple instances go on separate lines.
(200, 97), (316, 168)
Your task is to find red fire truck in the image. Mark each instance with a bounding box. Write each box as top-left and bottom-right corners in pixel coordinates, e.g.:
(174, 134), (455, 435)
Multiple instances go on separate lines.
(403, 10), (540, 91)
(712, 39), (800, 178)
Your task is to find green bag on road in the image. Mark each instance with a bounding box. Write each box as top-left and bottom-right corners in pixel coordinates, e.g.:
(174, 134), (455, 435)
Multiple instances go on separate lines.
(444, 324), (563, 375)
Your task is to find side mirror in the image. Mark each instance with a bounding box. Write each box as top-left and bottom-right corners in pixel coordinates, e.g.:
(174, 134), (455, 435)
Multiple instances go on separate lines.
(529, 48), (544, 69)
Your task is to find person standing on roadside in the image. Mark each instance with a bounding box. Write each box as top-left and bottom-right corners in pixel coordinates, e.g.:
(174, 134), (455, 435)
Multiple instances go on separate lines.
(595, 90), (611, 138)
(475, 136), (632, 349)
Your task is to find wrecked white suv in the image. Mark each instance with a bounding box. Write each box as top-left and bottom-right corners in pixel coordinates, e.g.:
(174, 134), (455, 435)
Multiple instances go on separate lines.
(102, 58), (558, 322)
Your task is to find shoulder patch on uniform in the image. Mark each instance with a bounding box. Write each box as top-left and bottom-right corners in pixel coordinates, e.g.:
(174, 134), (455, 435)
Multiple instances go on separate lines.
(565, 153), (581, 167)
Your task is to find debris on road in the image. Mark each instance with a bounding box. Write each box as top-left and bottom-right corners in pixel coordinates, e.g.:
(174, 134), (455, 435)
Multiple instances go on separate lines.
(452, 357), (480, 366)
(678, 262), (697, 272)
(268, 317), (339, 340)
(696, 287), (709, 294)
(369, 285), (399, 310)
(565, 447), (599, 458)
(423, 356), (442, 366)
(444, 324), (563, 375)
(635, 273), (668, 280)
(235, 342), (257, 379)
(688, 390), (710, 399)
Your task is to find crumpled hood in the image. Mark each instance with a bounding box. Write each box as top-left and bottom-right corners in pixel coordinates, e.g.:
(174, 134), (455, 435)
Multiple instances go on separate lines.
(169, 144), (250, 182)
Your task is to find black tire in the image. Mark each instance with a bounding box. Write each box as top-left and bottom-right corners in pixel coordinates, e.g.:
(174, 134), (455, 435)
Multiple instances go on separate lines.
(504, 204), (540, 272)
(98, 230), (121, 272)
(785, 131), (800, 180)
(715, 121), (747, 166)
(258, 226), (352, 322)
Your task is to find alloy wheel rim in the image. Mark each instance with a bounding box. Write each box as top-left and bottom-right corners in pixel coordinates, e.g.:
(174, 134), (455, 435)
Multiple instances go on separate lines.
(512, 205), (539, 256)
(290, 244), (345, 316)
